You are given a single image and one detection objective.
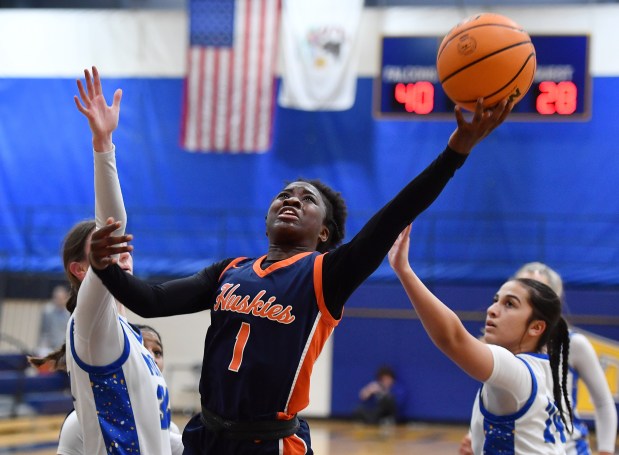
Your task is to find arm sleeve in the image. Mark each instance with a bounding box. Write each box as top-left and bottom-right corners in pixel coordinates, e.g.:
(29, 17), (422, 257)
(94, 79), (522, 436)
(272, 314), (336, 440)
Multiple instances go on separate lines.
(91, 259), (233, 317)
(569, 332), (617, 454)
(323, 147), (467, 317)
(73, 147), (126, 366)
(94, 146), (126, 232)
(481, 344), (534, 416)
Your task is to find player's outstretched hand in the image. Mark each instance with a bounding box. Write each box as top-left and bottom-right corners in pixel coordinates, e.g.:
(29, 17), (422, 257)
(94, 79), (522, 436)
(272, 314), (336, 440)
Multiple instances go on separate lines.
(388, 224), (412, 277)
(447, 98), (512, 156)
(74, 66), (122, 153)
(89, 217), (133, 270)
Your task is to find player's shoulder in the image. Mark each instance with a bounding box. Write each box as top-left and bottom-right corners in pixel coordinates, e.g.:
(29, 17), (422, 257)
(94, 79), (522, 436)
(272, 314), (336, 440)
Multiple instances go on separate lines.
(569, 330), (595, 353)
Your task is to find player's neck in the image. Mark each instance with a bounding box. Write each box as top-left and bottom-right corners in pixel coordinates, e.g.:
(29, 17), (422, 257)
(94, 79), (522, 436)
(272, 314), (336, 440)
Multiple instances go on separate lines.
(266, 245), (313, 262)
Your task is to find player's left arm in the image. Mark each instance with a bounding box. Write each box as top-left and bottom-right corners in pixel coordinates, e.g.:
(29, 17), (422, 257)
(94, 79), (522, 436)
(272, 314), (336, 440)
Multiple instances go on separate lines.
(72, 66), (126, 366)
(569, 332), (617, 455)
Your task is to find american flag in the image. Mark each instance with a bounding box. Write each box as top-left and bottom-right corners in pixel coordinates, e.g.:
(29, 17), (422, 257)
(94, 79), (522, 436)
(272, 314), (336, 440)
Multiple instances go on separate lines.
(181, 0), (281, 153)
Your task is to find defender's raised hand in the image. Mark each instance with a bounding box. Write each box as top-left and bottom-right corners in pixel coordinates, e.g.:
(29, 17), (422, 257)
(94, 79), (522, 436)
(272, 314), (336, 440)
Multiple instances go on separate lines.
(89, 217), (133, 270)
(74, 66), (122, 152)
(388, 224), (412, 277)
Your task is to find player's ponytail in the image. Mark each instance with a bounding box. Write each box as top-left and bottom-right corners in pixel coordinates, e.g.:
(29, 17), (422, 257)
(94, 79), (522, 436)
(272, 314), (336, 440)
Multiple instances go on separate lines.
(28, 220), (96, 372)
(27, 345), (67, 371)
(547, 316), (573, 433)
(516, 278), (574, 432)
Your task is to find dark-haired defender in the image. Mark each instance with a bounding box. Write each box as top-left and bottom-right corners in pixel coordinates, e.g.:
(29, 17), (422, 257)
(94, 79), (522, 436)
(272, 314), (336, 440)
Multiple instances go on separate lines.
(389, 225), (573, 454)
(87, 99), (512, 454)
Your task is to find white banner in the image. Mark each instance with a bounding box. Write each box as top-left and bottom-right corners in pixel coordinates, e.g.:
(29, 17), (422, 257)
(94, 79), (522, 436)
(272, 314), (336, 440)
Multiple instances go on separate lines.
(278, 0), (364, 111)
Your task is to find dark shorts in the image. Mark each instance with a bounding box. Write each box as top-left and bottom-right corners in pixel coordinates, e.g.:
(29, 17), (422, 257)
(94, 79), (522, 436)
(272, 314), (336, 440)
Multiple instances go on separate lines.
(182, 413), (313, 455)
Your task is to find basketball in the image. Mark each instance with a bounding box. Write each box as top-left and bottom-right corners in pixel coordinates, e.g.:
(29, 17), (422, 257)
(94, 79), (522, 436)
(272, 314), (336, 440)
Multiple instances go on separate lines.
(436, 13), (536, 111)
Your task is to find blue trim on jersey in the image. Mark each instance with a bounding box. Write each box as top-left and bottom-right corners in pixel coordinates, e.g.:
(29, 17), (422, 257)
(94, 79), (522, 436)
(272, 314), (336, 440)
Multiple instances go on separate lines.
(122, 318), (143, 344)
(573, 437), (592, 455)
(478, 356), (538, 454)
(479, 357), (538, 422)
(69, 319), (131, 375)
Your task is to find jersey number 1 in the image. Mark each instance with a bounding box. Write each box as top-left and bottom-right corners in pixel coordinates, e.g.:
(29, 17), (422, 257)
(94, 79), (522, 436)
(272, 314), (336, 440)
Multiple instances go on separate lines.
(229, 322), (251, 372)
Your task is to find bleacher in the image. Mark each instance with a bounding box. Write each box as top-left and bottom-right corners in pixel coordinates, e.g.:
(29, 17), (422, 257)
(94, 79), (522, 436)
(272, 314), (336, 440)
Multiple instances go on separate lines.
(0, 336), (72, 419)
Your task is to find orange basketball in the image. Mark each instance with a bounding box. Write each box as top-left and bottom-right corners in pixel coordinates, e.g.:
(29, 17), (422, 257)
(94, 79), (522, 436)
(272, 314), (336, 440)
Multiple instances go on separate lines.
(437, 13), (536, 111)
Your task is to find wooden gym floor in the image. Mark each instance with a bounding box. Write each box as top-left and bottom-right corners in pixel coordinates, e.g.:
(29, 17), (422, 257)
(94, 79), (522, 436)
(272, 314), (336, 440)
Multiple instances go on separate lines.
(0, 414), (610, 454)
(0, 413), (470, 454)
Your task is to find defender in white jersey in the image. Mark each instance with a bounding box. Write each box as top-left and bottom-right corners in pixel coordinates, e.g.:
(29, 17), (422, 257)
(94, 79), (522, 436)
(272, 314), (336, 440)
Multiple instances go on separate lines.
(460, 263), (617, 455)
(60, 67), (178, 454)
(389, 226), (574, 455)
(514, 263), (617, 455)
(58, 324), (183, 455)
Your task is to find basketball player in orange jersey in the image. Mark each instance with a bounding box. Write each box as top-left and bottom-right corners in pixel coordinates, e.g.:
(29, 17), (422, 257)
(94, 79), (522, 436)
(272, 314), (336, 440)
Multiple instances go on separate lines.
(86, 98), (512, 454)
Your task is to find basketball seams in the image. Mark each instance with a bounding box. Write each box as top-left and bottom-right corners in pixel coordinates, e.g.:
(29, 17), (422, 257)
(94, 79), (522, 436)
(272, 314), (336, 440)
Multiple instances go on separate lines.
(454, 52), (536, 105)
(440, 42), (534, 84)
(437, 12), (536, 111)
(437, 24), (526, 59)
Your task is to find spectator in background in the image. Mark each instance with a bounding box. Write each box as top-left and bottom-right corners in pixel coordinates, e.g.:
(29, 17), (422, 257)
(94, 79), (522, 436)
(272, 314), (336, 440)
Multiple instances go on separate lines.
(37, 285), (70, 356)
(354, 366), (406, 425)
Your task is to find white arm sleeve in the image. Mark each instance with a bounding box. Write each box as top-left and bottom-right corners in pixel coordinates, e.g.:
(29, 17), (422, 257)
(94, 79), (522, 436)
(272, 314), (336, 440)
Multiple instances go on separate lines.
(57, 410), (83, 455)
(72, 147), (127, 366)
(570, 332), (617, 454)
(94, 146), (127, 231)
(481, 344), (534, 416)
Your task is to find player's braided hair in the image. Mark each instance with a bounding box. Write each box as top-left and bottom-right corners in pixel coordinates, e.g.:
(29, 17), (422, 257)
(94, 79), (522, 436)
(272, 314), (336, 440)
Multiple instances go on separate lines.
(28, 220), (96, 371)
(516, 277), (574, 433)
(296, 178), (347, 253)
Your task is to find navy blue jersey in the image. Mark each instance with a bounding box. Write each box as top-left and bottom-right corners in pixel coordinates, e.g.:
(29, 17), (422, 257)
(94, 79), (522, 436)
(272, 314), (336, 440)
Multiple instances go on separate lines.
(201, 251), (338, 421)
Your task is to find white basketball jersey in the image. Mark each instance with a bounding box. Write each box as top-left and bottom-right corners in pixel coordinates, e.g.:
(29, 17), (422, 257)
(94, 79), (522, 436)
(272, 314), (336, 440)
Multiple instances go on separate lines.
(565, 364), (590, 455)
(470, 353), (568, 455)
(66, 316), (172, 455)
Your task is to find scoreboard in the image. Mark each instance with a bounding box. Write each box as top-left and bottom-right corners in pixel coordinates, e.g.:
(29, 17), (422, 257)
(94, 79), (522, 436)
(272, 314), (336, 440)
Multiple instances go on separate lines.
(375, 35), (590, 120)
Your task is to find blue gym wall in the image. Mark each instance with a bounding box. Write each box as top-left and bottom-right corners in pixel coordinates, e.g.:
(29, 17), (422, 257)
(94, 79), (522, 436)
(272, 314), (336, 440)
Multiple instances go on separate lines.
(2, 77), (619, 282)
(1, 7), (619, 423)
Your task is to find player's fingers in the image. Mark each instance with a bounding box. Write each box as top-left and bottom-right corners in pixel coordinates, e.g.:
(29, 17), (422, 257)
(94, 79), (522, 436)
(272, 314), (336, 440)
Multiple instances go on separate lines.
(496, 99), (513, 124)
(84, 68), (95, 99)
(92, 66), (103, 97)
(97, 244), (133, 256)
(91, 220), (122, 239)
(92, 233), (133, 249)
(112, 88), (123, 110)
(73, 96), (88, 115)
(454, 105), (465, 127)
(76, 80), (90, 108)
(472, 98), (484, 124)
